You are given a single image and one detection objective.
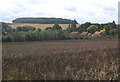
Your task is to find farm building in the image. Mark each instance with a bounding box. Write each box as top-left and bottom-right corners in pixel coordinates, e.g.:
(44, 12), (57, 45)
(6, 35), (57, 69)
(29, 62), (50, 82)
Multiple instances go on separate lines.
(93, 31), (102, 36)
(71, 32), (79, 35)
(80, 32), (89, 36)
(87, 33), (92, 36)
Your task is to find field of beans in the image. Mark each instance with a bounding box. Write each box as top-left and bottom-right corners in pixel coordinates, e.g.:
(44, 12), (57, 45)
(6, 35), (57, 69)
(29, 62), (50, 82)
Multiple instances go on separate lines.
(2, 40), (118, 80)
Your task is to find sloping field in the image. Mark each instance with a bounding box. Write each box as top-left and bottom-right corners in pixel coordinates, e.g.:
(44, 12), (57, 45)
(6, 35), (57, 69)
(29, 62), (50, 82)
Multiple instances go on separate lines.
(9, 24), (80, 30)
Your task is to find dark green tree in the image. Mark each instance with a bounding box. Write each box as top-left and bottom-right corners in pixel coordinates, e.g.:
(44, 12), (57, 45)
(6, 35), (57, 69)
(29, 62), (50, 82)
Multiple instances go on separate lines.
(103, 25), (111, 35)
(112, 21), (117, 29)
(68, 20), (77, 32)
(78, 22), (91, 33)
(52, 24), (62, 30)
(16, 26), (36, 32)
(109, 29), (118, 36)
(87, 25), (98, 34)
(2, 22), (12, 35)
(45, 27), (52, 30)
(37, 28), (41, 31)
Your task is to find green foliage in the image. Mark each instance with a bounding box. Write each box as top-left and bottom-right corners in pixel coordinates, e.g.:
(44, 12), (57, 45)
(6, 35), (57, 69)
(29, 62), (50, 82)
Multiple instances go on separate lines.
(47, 30), (58, 40)
(92, 23), (101, 30)
(66, 21), (77, 32)
(57, 30), (64, 40)
(77, 22), (91, 33)
(69, 33), (79, 40)
(37, 28), (41, 31)
(2, 21), (118, 42)
(16, 26), (36, 32)
(2, 22), (12, 35)
(73, 19), (78, 24)
(45, 27), (52, 30)
(103, 25), (111, 35)
(12, 17), (78, 24)
(109, 29), (118, 36)
(52, 24), (62, 30)
(112, 21), (117, 29)
(87, 25), (98, 34)
(63, 31), (71, 39)
(15, 32), (26, 41)
(70, 21), (77, 32)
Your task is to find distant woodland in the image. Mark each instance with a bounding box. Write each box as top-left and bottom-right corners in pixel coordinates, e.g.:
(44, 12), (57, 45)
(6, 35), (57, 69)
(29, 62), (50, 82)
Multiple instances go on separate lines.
(12, 17), (78, 24)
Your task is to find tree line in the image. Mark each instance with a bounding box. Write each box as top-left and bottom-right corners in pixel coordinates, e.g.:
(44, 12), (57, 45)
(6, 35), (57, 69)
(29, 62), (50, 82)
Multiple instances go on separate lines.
(2, 21), (118, 42)
(12, 17), (78, 24)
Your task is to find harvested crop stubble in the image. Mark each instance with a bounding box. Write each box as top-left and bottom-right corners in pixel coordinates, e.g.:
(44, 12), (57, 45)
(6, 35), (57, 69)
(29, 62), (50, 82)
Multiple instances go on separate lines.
(2, 40), (118, 80)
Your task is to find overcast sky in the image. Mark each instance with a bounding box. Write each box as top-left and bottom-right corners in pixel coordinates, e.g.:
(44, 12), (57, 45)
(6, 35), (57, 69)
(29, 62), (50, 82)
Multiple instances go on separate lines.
(0, 0), (119, 23)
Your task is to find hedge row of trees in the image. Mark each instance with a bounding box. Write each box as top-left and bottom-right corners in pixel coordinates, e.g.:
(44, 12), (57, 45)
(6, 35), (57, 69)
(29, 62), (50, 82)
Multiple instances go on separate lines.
(12, 17), (78, 24)
(2, 21), (118, 42)
(2, 23), (69, 42)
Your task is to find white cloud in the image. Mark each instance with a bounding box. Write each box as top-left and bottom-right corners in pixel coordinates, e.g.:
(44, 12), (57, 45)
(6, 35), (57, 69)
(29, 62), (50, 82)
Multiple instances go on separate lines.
(0, 0), (119, 23)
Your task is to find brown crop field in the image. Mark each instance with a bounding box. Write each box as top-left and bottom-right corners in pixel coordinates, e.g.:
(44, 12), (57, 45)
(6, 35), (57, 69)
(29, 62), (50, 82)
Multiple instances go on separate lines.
(2, 40), (118, 80)
(9, 24), (80, 30)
